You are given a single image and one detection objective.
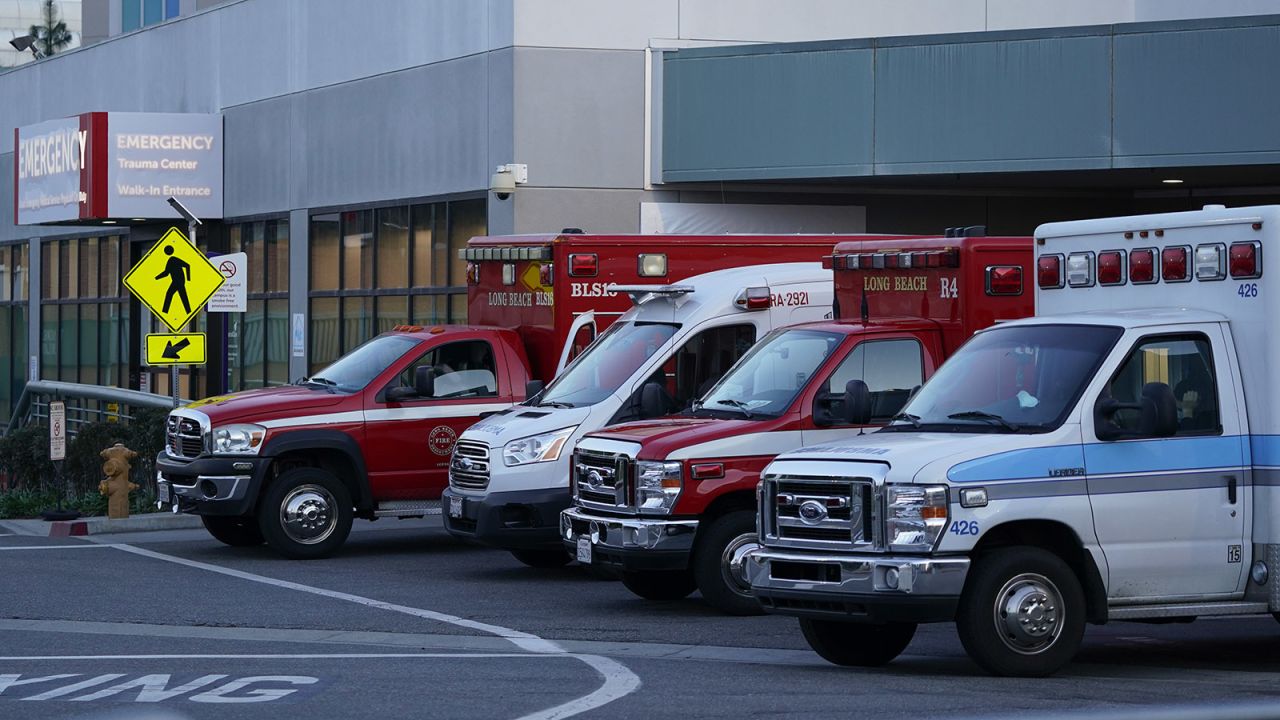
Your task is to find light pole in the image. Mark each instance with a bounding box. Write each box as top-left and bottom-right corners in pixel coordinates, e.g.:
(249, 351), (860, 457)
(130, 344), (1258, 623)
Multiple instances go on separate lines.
(166, 196), (202, 409)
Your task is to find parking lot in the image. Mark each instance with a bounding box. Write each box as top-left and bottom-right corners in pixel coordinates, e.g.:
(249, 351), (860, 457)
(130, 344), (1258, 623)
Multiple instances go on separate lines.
(0, 518), (1277, 719)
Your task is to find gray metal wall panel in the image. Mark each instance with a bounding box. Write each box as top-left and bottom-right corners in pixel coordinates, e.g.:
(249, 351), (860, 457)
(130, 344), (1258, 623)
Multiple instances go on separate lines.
(289, 56), (491, 213)
(874, 35), (1111, 170)
(1113, 24), (1280, 162)
(663, 48), (873, 181)
(222, 99), (292, 218)
(661, 14), (1280, 181)
(513, 48), (645, 190)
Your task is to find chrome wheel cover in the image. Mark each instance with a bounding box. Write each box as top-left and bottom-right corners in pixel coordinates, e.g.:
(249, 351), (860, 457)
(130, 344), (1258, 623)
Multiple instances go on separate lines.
(993, 572), (1064, 655)
(720, 532), (761, 597)
(279, 484), (337, 545)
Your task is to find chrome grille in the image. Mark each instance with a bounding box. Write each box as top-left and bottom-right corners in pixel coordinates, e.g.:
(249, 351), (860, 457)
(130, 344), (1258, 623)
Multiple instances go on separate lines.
(449, 440), (491, 490)
(764, 475), (878, 551)
(165, 415), (205, 459)
(573, 449), (630, 511)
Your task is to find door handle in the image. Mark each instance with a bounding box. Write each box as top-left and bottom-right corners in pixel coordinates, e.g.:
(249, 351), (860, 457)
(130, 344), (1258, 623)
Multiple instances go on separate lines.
(1227, 476), (1238, 505)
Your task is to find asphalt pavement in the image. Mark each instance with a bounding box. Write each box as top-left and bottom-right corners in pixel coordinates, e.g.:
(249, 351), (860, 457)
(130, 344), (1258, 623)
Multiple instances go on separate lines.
(2, 518), (1280, 719)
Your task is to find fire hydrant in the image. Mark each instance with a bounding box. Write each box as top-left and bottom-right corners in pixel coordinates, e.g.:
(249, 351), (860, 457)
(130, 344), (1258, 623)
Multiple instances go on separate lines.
(99, 443), (139, 519)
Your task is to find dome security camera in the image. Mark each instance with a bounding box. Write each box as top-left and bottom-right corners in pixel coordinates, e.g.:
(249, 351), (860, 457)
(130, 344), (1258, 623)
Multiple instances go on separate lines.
(491, 169), (516, 200)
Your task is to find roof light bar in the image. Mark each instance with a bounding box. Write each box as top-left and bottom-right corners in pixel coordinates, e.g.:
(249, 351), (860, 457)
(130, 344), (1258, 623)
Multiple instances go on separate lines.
(460, 246), (554, 262)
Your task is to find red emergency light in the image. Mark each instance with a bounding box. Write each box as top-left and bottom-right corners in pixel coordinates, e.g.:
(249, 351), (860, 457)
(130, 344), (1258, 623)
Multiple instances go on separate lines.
(1037, 254), (1064, 289)
(540, 263), (554, 286)
(735, 286), (772, 310)
(985, 266), (1023, 296)
(1230, 241), (1262, 279)
(1097, 250), (1126, 286)
(1129, 248), (1156, 284)
(568, 253), (598, 277)
(466, 262), (481, 285)
(1161, 246), (1190, 282)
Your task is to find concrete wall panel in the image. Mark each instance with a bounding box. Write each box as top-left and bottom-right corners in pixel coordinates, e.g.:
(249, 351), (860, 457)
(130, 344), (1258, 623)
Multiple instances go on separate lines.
(513, 48), (645, 189)
(513, 187), (652, 234)
(512, 0), (677, 50)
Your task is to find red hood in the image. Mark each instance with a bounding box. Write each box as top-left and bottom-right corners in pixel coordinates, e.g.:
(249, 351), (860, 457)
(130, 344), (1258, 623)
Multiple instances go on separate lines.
(181, 386), (350, 425)
(588, 416), (785, 459)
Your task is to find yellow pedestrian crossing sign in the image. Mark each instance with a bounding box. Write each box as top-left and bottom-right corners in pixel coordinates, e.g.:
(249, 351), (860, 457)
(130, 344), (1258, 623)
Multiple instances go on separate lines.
(123, 228), (224, 332)
(145, 333), (207, 366)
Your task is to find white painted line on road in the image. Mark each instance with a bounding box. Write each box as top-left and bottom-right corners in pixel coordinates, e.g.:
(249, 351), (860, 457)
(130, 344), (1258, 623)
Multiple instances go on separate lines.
(0, 545), (112, 551)
(0, 653), (547, 660)
(105, 542), (641, 719)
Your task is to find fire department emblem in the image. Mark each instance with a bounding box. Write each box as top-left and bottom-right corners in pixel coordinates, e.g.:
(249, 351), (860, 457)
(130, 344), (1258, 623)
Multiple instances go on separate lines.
(429, 425), (457, 456)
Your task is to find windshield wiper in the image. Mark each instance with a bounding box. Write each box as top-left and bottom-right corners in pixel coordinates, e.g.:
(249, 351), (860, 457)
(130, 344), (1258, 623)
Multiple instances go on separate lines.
(947, 410), (1020, 432)
(890, 411), (921, 428)
(712, 399), (754, 419)
(535, 400), (574, 408)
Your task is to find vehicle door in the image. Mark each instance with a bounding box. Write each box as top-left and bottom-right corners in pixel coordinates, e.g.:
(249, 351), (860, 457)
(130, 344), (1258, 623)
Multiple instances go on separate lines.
(802, 335), (931, 445)
(364, 339), (514, 499)
(1083, 326), (1247, 600)
(612, 322), (758, 424)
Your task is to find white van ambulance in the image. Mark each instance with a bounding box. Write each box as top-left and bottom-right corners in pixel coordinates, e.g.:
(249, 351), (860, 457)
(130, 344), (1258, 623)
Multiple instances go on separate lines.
(745, 205), (1278, 676)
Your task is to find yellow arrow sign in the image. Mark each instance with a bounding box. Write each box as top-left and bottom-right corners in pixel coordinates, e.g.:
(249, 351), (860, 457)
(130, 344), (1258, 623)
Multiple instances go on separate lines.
(521, 262), (550, 294)
(123, 228), (224, 332)
(145, 333), (207, 365)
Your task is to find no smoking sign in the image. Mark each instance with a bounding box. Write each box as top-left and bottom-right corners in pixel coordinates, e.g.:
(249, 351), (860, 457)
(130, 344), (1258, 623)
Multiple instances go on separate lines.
(207, 251), (248, 313)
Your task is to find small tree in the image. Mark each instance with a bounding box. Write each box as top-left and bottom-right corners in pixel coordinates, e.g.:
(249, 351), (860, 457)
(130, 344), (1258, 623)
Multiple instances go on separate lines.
(29, 0), (74, 58)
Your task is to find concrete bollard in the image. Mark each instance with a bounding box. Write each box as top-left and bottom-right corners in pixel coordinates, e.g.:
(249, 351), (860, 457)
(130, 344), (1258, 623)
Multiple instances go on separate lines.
(99, 443), (139, 520)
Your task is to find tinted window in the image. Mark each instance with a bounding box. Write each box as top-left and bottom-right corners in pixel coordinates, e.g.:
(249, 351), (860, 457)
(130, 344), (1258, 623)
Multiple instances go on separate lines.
(540, 322), (679, 407)
(1101, 334), (1219, 436)
(397, 340), (498, 399)
(308, 335), (419, 393)
(820, 339), (925, 423)
(702, 329), (842, 418)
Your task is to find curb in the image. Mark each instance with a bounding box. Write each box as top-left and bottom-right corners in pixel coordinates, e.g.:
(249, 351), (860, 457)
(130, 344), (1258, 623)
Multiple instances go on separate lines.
(46, 514), (204, 537)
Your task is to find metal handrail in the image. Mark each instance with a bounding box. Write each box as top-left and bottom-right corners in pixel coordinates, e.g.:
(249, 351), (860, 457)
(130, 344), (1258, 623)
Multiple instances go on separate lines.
(4, 381), (189, 436)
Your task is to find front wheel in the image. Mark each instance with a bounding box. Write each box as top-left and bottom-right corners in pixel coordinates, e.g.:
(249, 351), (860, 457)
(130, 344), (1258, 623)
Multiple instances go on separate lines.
(201, 515), (264, 547)
(955, 547), (1085, 677)
(257, 468), (353, 560)
(511, 548), (572, 568)
(692, 510), (765, 615)
(621, 570), (697, 601)
(799, 618), (916, 666)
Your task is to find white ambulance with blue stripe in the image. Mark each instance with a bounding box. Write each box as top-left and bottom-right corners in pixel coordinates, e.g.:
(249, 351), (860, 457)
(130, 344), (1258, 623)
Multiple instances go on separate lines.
(744, 204), (1274, 676)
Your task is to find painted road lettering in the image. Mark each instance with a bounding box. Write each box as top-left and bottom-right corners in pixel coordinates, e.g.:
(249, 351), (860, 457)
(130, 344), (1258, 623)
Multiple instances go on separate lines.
(0, 673), (319, 703)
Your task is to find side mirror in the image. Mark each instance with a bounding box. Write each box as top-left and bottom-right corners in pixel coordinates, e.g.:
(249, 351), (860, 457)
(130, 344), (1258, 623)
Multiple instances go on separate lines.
(385, 386), (417, 403)
(843, 379), (872, 425)
(414, 365), (436, 398)
(526, 379), (544, 399)
(640, 382), (668, 419)
(1095, 381), (1177, 440)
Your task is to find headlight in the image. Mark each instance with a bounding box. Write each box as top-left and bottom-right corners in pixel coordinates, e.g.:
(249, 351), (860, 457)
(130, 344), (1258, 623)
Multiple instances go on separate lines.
(886, 484), (948, 551)
(635, 460), (682, 515)
(503, 426), (577, 466)
(211, 424), (266, 455)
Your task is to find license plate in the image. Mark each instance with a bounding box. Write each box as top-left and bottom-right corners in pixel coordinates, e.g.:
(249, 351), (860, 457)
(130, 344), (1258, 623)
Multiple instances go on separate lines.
(449, 495), (463, 518)
(157, 482), (171, 504)
(576, 536), (592, 564)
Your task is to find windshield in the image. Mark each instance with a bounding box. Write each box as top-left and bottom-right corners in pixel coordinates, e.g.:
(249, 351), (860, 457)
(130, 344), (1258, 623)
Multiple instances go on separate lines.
(699, 329), (842, 418)
(538, 321), (679, 407)
(888, 324), (1123, 433)
(305, 335), (420, 393)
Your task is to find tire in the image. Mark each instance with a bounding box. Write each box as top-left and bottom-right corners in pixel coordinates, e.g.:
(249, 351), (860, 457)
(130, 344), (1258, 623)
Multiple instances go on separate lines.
(621, 570), (697, 601)
(257, 467), (353, 560)
(955, 547), (1085, 677)
(511, 548), (572, 568)
(692, 510), (765, 615)
(799, 618), (917, 667)
(201, 515), (264, 547)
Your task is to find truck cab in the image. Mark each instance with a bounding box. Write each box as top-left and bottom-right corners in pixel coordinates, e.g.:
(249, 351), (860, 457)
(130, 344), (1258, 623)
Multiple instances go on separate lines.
(444, 261), (837, 567)
(563, 235), (1033, 614)
(745, 205), (1278, 677)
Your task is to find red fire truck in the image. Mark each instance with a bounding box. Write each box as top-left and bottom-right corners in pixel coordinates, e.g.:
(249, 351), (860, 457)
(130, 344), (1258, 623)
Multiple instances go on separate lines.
(156, 231), (861, 559)
(561, 231), (1034, 613)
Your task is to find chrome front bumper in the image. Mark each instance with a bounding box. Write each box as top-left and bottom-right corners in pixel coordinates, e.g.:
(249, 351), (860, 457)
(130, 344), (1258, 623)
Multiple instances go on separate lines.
(561, 506), (699, 552)
(745, 546), (969, 622)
